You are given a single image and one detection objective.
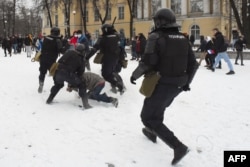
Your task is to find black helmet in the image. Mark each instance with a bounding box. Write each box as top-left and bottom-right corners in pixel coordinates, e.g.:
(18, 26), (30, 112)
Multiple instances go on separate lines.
(50, 27), (60, 36)
(101, 24), (115, 35)
(153, 8), (180, 29)
(75, 44), (85, 55)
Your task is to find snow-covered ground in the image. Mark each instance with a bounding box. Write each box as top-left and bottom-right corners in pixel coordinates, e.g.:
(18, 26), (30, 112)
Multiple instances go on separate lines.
(0, 49), (250, 167)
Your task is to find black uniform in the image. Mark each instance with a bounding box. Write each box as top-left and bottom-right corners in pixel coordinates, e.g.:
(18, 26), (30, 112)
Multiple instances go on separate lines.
(130, 8), (199, 165)
(87, 24), (125, 94)
(39, 35), (63, 83)
(46, 45), (91, 109)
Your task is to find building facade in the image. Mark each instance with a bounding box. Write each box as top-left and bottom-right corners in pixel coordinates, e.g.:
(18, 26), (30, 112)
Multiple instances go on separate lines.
(42, 0), (236, 44)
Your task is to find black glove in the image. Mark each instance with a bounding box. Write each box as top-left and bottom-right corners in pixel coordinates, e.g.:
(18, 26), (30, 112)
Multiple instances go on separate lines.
(130, 76), (136, 85)
(182, 84), (190, 91)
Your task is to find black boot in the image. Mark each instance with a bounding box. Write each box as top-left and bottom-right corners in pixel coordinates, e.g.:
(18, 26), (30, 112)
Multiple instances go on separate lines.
(142, 127), (157, 143)
(172, 143), (189, 165)
(46, 93), (56, 104)
(153, 125), (189, 165)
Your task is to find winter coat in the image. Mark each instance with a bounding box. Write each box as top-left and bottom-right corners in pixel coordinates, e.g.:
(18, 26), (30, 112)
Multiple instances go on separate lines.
(2, 38), (12, 49)
(82, 72), (105, 91)
(24, 36), (32, 46)
(57, 49), (85, 77)
(205, 40), (216, 55)
(234, 39), (244, 51)
(214, 31), (227, 53)
(41, 35), (63, 63)
(197, 39), (207, 52)
(138, 34), (147, 54)
(77, 35), (89, 52)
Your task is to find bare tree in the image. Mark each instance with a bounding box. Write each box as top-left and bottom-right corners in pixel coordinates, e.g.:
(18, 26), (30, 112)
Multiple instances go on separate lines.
(229, 0), (250, 47)
(127, 0), (137, 39)
(79, 0), (87, 34)
(35, 0), (53, 27)
(57, 0), (73, 37)
(92, 0), (110, 25)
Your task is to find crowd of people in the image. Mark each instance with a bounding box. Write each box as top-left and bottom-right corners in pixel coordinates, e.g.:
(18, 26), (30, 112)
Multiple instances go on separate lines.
(1, 7), (248, 166)
(195, 28), (247, 75)
(0, 34), (43, 57)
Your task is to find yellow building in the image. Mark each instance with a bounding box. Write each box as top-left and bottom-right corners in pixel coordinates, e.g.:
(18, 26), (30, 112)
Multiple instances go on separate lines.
(42, 0), (236, 44)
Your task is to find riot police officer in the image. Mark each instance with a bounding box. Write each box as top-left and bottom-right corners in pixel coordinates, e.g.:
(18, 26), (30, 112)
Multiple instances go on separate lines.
(38, 27), (64, 93)
(46, 44), (92, 109)
(130, 8), (199, 165)
(86, 24), (125, 94)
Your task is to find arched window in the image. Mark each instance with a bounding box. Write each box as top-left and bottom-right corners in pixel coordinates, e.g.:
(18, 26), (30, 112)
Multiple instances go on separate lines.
(190, 24), (200, 41)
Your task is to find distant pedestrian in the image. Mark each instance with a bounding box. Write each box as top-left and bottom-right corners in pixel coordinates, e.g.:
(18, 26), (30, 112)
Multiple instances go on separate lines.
(130, 36), (137, 60)
(2, 37), (12, 57)
(211, 28), (235, 75)
(24, 34), (33, 58)
(232, 29), (239, 51)
(234, 36), (245, 66)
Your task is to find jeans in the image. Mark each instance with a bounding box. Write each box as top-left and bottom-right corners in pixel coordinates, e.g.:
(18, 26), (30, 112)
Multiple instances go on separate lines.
(89, 83), (111, 103)
(213, 51), (234, 71)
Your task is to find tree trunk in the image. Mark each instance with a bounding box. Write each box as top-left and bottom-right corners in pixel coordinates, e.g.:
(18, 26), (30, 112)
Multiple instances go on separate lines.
(12, 0), (16, 35)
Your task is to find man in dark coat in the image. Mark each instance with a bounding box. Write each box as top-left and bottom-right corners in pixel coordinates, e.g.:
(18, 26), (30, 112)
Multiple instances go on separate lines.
(46, 44), (92, 109)
(130, 8), (199, 165)
(211, 28), (235, 75)
(38, 27), (64, 93)
(234, 36), (245, 65)
(2, 37), (12, 57)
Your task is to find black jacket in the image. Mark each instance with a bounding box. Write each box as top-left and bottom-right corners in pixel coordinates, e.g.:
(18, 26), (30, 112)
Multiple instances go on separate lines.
(57, 50), (85, 77)
(2, 38), (12, 49)
(41, 35), (63, 63)
(93, 34), (120, 63)
(132, 28), (198, 87)
(234, 39), (244, 51)
(214, 31), (227, 53)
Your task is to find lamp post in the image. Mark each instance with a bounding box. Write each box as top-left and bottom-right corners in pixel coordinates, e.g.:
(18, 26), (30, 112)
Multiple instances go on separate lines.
(72, 10), (76, 31)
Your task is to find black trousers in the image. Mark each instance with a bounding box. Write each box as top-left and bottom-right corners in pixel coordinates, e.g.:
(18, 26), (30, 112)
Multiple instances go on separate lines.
(50, 70), (86, 98)
(39, 60), (54, 83)
(141, 83), (182, 148)
(101, 60), (119, 86)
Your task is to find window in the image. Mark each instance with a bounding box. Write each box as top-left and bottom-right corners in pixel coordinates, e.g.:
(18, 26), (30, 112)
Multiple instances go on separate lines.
(171, 0), (181, 14)
(152, 0), (162, 16)
(95, 30), (100, 39)
(85, 10), (89, 22)
(118, 6), (124, 20)
(190, 24), (200, 40)
(107, 8), (111, 20)
(55, 15), (58, 27)
(190, 0), (203, 13)
(94, 9), (99, 21)
(46, 16), (50, 26)
(64, 13), (67, 25)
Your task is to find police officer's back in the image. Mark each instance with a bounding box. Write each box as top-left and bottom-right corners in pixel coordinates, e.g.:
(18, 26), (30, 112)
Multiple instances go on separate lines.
(46, 44), (92, 109)
(38, 27), (64, 93)
(131, 8), (199, 165)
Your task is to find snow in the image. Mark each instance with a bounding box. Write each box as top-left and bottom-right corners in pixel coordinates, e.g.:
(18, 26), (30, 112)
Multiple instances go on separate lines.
(0, 49), (250, 167)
